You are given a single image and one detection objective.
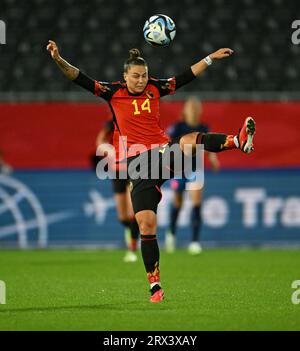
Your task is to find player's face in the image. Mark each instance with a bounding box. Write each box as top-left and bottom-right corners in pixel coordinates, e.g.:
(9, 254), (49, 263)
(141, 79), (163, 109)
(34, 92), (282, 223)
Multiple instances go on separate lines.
(183, 99), (202, 125)
(124, 65), (148, 94)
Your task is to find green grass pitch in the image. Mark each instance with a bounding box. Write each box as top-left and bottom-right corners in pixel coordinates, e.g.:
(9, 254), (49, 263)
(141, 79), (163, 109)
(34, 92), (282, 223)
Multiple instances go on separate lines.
(0, 248), (299, 330)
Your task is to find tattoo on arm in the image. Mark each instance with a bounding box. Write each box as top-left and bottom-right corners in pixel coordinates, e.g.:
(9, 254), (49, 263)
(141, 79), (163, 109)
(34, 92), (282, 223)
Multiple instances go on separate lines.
(54, 57), (79, 80)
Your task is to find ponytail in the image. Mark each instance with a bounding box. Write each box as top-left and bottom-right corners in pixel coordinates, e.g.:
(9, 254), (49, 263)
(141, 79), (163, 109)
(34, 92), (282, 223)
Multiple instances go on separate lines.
(124, 48), (147, 72)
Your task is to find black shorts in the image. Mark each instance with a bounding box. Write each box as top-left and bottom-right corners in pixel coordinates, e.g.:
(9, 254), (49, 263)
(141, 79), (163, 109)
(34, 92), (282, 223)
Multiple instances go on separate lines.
(128, 138), (189, 214)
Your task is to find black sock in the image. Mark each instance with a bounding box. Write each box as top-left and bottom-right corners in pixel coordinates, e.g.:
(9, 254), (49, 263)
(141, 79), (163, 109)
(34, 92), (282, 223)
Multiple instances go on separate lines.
(170, 205), (180, 235)
(191, 205), (201, 242)
(140, 234), (160, 275)
(120, 219), (130, 229)
(129, 219), (139, 240)
(128, 219), (139, 251)
(197, 133), (228, 152)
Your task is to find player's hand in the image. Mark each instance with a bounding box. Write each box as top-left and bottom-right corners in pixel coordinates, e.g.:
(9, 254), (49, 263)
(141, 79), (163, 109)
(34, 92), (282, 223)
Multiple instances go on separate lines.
(210, 48), (234, 60)
(47, 40), (60, 60)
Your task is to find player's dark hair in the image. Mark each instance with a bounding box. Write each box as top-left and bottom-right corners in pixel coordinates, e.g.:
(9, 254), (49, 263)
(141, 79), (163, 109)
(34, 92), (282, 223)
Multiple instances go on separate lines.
(124, 48), (147, 72)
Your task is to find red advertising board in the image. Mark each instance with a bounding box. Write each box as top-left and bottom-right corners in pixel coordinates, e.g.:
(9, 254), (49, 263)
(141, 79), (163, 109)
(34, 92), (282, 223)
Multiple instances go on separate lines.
(1, 102), (300, 169)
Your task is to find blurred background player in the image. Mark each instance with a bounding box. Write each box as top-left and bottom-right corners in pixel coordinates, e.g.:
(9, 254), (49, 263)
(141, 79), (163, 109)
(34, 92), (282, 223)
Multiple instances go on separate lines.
(93, 121), (139, 262)
(0, 149), (13, 175)
(165, 97), (220, 254)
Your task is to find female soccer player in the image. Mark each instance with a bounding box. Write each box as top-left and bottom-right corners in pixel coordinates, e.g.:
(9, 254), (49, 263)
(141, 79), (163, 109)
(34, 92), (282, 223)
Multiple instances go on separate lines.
(47, 40), (256, 302)
(165, 97), (220, 255)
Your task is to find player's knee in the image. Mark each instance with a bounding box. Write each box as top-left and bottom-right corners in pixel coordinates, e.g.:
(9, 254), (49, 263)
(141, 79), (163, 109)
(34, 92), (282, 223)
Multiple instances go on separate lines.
(136, 216), (156, 234)
(174, 198), (183, 208)
(138, 220), (155, 234)
(119, 215), (129, 223)
(180, 132), (198, 156)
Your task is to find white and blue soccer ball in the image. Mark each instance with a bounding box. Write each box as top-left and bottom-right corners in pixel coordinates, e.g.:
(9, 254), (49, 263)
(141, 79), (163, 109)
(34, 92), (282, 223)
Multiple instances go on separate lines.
(143, 14), (176, 47)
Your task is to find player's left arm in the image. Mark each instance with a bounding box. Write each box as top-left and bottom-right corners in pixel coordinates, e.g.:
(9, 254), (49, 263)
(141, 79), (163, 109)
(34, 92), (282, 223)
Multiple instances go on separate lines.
(191, 48), (234, 77)
(157, 48), (234, 95)
(175, 48), (234, 90)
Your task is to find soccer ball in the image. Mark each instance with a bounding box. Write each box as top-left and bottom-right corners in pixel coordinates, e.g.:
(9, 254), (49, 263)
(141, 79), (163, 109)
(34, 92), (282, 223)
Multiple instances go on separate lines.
(143, 14), (176, 47)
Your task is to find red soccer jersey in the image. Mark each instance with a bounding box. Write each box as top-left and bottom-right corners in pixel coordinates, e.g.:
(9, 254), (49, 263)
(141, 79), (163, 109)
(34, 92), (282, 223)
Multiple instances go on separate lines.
(93, 77), (176, 160)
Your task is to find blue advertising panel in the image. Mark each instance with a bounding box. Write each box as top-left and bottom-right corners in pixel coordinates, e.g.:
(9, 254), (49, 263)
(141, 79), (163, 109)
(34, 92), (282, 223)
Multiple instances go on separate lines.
(0, 169), (299, 248)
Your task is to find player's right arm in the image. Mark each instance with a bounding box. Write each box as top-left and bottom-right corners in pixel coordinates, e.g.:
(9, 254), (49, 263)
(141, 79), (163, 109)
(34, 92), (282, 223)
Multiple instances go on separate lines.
(47, 40), (115, 99)
(46, 40), (79, 80)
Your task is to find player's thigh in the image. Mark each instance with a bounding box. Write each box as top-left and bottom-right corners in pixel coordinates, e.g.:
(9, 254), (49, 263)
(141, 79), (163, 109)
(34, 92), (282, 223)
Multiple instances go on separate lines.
(114, 193), (128, 219)
(189, 187), (203, 206)
(126, 184), (135, 218)
(179, 132), (198, 156)
(173, 191), (183, 208)
(130, 180), (162, 214)
(112, 179), (128, 220)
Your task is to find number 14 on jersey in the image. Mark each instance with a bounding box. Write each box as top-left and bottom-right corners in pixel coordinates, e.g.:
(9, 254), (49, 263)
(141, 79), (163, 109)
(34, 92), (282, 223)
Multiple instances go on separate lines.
(132, 99), (151, 115)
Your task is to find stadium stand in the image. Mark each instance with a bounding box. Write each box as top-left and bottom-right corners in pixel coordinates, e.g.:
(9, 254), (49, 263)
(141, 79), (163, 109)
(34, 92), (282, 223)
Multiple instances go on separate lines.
(0, 0), (299, 95)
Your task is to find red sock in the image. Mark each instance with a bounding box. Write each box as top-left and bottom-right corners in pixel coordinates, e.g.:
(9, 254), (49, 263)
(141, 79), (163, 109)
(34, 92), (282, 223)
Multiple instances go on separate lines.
(222, 135), (237, 150)
(130, 238), (138, 251)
